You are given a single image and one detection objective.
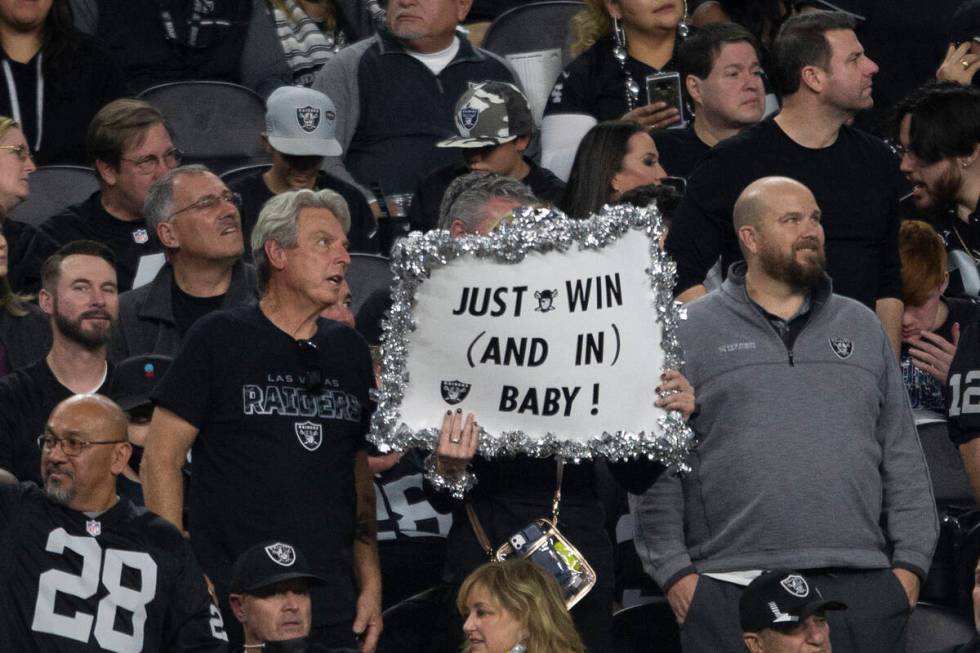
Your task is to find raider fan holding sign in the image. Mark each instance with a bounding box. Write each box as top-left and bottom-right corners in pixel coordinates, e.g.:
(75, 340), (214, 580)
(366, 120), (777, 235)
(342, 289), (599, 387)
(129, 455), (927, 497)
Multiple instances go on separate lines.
(371, 182), (695, 653)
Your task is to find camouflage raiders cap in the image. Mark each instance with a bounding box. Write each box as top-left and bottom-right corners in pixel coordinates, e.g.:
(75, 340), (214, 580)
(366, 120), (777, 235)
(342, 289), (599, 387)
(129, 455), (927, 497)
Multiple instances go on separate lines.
(437, 81), (533, 149)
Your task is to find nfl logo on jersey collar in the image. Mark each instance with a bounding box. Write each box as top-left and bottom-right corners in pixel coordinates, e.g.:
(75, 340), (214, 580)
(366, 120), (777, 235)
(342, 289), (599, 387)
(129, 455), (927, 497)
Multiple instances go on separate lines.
(86, 519), (101, 536)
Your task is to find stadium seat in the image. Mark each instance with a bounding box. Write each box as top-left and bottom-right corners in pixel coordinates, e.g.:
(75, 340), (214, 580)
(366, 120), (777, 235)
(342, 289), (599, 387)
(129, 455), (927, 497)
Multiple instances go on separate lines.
(905, 602), (975, 652)
(219, 163), (270, 188)
(613, 599), (681, 653)
(139, 81), (270, 174)
(348, 253), (393, 315)
(9, 165), (100, 227)
(481, 1), (584, 125)
(482, 1), (583, 64)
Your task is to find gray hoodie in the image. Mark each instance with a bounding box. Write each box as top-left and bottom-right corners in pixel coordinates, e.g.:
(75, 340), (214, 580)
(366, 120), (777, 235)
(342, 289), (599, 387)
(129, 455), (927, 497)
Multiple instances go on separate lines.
(632, 262), (938, 591)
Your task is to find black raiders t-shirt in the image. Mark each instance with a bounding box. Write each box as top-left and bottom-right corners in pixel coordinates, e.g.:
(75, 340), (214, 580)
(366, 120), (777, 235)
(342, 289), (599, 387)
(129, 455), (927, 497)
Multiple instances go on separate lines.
(0, 482), (227, 651)
(35, 191), (163, 292)
(0, 359), (111, 484)
(151, 304), (374, 627)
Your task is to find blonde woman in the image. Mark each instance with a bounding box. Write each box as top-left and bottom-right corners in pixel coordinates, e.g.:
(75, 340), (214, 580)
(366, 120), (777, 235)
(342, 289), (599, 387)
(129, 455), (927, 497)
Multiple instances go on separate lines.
(458, 560), (586, 653)
(542, 0), (688, 180)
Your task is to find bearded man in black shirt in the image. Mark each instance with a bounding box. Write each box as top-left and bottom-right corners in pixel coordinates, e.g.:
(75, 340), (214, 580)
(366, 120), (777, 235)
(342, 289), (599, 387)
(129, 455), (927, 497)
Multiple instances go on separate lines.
(0, 240), (117, 485)
(142, 188), (381, 652)
(0, 393), (228, 652)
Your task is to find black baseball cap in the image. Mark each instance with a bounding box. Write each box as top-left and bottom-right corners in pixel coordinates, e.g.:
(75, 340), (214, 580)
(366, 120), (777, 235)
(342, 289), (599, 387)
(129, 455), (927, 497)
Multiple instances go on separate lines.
(107, 355), (173, 411)
(739, 570), (847, 632)
(230, 542), (326, 594)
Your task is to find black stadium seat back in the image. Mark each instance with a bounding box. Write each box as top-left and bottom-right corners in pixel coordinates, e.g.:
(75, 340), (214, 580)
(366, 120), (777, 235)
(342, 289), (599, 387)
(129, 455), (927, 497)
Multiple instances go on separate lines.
(482, 1), (584, 65)
(139, 81), (270, 174)
(9, 165), (100, 227)
(905, 602), (976, 652)
(347, 253), (393, 315)
(219, 163), (271, 188)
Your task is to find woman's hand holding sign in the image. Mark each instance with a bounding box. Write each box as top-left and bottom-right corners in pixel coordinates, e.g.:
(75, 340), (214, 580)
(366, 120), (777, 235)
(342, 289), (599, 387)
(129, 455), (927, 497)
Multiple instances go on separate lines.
(655, 369), (696, 421)
(435, 409), (479, 479)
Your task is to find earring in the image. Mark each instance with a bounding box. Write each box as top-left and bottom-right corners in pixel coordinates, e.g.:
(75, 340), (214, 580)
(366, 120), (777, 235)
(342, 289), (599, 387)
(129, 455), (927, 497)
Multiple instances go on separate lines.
(678, 0), (690, 38)
(612, 16), (627, 51)
(510, 643), (527, 653)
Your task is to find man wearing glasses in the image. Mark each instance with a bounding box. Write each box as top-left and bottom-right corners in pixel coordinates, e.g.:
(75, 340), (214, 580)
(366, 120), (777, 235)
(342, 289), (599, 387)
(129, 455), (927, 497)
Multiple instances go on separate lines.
(142, 188), (381, 652)
(33, 98), (175, 292)
(0, 393), (229, 651)
(109, 165), (258, 362)
(0, 241), (117, 487)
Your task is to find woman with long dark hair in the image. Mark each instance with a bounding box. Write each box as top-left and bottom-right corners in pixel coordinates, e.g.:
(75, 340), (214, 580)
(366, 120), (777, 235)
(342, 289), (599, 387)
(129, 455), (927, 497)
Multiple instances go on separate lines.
(0, 0), (125, 165)
(559, 120), (667, 219)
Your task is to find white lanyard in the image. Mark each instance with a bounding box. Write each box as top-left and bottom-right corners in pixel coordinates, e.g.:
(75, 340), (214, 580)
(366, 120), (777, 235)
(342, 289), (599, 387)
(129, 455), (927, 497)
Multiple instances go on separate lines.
(2, 53), (43, 152)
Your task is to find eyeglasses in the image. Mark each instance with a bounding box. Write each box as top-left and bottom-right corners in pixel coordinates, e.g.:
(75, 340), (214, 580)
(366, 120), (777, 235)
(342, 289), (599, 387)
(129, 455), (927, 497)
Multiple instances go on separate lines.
(166, 190), (242, 219)
(297, 339), (324, 393)
(37, 433), (127, 457)
(120, 148), (183, 175)
(0, 144), (33, 162)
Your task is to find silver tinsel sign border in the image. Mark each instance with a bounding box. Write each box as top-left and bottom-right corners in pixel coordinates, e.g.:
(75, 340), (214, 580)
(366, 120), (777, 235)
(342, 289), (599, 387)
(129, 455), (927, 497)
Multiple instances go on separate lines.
(369, 203), (694, 468)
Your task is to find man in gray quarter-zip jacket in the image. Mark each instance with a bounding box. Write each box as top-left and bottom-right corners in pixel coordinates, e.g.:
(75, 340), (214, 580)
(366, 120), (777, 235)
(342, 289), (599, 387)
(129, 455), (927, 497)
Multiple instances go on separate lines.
(632, 176), (938, 653)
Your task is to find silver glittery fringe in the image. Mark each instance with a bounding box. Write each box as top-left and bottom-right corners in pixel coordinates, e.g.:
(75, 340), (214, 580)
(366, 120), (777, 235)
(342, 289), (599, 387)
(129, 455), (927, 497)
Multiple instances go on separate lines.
(369, 203), (695, 471)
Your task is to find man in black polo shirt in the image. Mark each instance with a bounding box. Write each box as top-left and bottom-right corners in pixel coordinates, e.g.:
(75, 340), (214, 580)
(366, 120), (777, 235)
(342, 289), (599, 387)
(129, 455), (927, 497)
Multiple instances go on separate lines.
(408, 81), (565, 232)
(141, 188), (381, 652)
(33, 99), (172, 292)
(0, 240), (117, 485)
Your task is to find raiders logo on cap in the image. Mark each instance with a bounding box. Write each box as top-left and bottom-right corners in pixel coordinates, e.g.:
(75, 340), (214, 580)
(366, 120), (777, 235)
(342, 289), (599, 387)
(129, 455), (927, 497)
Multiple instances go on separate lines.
(264, 542), (297, 567)
(296, 106), (321, 133)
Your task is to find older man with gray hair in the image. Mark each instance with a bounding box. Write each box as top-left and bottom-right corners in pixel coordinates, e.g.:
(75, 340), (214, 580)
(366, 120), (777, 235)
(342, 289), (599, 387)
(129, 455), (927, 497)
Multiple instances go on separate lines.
(141, 188), (382, 652)
(109, 164), (258, 362)
(437, 171), (538, 237)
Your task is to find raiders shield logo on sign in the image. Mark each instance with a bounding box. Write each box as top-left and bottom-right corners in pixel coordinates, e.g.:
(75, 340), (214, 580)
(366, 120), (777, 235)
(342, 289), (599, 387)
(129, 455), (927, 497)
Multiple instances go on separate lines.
(441, 380), (471, 405)
(780, 574), (810, 597)
(86, 520), (101, 537)
(294, 421), (322, 451)
(459, 105), (480, 132)
(829, 337), (853, 359)
(132, 228), (149, 244)
(265, 542), (296, 567)
(296, 106), (321, 133)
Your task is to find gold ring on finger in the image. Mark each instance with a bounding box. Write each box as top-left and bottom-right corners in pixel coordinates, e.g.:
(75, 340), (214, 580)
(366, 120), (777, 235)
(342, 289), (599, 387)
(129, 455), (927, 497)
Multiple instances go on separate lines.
(450, 436), (462, 443)
(963, 59), (972, 69)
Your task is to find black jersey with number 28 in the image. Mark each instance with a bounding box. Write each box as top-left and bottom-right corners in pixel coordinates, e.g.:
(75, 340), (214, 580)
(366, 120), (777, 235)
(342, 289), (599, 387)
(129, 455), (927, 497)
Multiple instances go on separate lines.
(0, 482), (228, 652)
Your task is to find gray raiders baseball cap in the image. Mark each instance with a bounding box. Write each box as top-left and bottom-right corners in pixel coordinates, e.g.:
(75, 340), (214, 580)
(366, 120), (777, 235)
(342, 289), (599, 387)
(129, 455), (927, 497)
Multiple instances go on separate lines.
(437, 81), (533, 149)
(265, 86), (342, 157)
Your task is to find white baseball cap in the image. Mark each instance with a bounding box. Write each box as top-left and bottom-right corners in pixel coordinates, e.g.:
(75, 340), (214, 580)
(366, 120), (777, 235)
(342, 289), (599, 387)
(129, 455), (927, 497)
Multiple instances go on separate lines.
(265, 86), (342, 157)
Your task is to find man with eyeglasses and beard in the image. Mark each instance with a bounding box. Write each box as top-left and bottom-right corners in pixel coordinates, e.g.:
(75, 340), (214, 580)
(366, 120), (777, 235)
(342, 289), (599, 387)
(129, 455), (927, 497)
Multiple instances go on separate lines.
(142, 188), (381, 652)
(0, 393), (229, 651)
(633, 177), (937, 653)
(109, 165), (258, 362)
(0, 240), (118, 487)
(31, 98), (175, 293)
